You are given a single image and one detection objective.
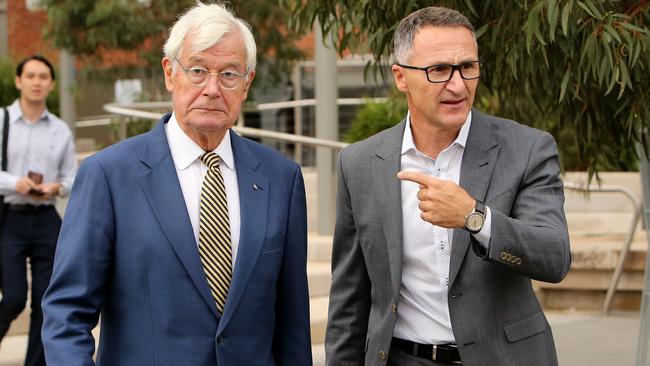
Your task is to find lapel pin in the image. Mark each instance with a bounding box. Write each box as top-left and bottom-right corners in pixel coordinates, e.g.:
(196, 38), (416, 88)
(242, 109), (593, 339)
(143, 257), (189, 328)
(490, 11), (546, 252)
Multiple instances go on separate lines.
(252, 184), (260, 190)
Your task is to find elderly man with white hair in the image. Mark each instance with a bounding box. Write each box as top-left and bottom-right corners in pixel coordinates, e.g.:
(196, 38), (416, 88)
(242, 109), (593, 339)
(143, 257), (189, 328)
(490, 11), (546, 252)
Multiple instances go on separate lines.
(41, 2), (312, 365)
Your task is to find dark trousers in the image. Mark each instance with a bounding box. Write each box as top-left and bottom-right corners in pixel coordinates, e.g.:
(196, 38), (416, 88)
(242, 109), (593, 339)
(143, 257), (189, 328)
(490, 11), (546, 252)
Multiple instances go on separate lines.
(0, 206), (61, 366)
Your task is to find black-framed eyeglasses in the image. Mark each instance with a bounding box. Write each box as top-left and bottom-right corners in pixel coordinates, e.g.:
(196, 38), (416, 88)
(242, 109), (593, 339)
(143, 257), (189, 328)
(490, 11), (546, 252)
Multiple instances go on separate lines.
(175, 58), (248, 90)
(395, 61), (483, 83)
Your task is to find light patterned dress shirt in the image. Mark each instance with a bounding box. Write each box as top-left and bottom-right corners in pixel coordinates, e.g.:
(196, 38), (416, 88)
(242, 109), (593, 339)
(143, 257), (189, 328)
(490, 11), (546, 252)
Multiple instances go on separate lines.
(0, 99), (77, 205)
(393, 111), (492, 344)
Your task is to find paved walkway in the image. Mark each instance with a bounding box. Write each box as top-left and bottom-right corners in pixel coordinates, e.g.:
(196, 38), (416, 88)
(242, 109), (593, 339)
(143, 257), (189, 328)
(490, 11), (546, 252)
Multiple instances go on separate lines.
(0, 312), (643, 365)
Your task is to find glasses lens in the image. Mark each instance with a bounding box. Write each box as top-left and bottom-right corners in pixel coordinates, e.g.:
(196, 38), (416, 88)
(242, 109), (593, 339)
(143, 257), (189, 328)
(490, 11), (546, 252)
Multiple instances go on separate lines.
(218, 71), (244, 90)
(426, 65), (454, 82)
(425, 62), (481, 82)
(187, 67), (208, 85)
(460, 62), (480, 79)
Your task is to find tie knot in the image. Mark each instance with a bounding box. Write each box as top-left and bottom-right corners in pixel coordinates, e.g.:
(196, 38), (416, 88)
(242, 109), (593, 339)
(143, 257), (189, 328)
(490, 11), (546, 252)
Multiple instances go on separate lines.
(200, 152), (220, 170)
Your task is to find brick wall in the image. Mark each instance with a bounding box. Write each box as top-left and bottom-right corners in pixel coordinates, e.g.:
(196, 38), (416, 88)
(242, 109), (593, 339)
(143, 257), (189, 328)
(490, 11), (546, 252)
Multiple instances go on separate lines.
(6, 1), (145, 66)
(7, 0), (58, 62)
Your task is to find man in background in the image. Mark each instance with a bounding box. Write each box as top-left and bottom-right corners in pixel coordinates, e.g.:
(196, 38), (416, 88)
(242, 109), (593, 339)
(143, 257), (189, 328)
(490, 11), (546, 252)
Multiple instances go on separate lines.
(0, 54), (77, 366)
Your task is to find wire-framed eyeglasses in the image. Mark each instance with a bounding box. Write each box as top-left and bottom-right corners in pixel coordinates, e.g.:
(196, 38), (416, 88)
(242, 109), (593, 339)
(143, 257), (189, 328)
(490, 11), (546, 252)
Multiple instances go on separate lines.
(395, 61), (483, 83)
(175, 58), (248, 90)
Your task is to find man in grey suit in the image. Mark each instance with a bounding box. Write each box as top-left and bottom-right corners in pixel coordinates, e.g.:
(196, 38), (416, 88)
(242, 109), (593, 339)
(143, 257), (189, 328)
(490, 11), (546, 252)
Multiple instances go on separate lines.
(325, 6), (571, 366)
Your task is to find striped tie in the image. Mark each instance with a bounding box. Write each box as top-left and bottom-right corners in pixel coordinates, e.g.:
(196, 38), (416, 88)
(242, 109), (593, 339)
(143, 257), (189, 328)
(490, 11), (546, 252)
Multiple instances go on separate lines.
(198, 152), (232, 313)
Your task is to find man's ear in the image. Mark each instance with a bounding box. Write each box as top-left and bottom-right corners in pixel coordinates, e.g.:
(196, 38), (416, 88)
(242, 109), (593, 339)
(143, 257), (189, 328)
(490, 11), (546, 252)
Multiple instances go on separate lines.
(241, 70), (256, 100)
(15, 75), (23, 91)
(392, 65), (408, 92)
(162, 57), (174, 92)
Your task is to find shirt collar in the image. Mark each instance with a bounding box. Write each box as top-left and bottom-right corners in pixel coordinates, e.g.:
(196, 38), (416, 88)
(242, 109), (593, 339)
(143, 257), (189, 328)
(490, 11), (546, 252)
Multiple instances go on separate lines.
(8, 99), (51, 124)
(401, 110), (472, 155)
(166, 112), (235, 171)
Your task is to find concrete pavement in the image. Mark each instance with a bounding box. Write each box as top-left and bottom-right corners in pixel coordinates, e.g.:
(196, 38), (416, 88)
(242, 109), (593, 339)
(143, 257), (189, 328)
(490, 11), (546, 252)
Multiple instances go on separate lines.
(0, 311), (642, 366)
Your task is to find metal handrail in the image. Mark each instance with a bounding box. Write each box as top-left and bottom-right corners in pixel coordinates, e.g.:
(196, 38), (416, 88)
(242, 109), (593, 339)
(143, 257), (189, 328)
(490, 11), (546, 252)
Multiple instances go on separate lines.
(102, 102), (350, 150)
(563, 181), (643, 315)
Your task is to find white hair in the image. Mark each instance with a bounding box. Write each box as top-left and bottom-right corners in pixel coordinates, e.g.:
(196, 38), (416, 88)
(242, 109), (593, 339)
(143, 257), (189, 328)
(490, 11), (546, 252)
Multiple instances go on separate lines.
(163, 1), (257, 72)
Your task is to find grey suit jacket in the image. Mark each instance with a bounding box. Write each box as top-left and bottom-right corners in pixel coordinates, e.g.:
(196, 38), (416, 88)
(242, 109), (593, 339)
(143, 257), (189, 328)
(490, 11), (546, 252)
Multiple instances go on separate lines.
(325, 109), (571, 366)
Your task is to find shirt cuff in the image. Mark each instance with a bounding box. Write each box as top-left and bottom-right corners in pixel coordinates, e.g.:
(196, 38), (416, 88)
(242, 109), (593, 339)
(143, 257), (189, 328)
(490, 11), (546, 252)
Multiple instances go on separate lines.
(57, 183), (69, 197)
(472, 206), (492, 249)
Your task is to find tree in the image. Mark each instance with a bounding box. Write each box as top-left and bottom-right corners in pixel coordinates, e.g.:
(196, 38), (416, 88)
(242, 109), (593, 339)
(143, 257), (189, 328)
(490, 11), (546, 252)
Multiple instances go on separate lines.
(39, 0), (304, 88)
(281, 0), (650, 176)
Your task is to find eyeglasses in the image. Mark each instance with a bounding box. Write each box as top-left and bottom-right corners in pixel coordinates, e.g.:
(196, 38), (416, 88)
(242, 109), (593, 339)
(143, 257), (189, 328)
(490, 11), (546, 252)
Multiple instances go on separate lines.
(395, 61), (483, 83)
(175, 58), (248, 90)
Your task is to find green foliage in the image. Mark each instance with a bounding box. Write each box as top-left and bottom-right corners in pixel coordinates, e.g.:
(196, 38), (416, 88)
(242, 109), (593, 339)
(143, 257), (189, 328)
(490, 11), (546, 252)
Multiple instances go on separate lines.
(343, 90), (407, 142)
(0, 58), (60, 116)
(108, 117), (156, 144)
(281, 0), (650, 176)
(40, 0), (161, 56)
(40, 0), (305, 92)
(0, 58), (18, 108)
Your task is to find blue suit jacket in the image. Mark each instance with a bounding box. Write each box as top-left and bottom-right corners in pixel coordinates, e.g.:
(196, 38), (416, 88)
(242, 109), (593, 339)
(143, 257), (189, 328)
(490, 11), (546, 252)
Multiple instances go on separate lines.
(42, 115), (312, 366)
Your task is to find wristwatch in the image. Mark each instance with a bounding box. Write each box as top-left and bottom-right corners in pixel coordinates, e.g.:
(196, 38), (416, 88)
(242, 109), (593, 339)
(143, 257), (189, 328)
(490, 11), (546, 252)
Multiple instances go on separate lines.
(464, 200), (486, 234)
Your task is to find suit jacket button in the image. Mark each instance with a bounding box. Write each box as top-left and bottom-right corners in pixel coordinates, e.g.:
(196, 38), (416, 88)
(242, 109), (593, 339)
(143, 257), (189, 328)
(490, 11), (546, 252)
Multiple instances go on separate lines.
(379, 351), (386, 360)
(391, 304), (397, 313)
(217, 336), (224, 343)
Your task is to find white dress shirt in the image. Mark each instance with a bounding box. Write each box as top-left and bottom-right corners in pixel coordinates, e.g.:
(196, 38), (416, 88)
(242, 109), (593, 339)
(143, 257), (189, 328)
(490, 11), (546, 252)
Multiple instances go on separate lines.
(165, 114), (241, 264)
(393, 111), (492, 344)
(0, 99), (77, 204)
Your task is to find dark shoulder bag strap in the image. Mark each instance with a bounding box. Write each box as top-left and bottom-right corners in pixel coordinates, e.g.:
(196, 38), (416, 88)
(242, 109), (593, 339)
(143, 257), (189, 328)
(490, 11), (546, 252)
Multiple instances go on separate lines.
(2, 107), (8, 172)
(0, 107), (6, 289)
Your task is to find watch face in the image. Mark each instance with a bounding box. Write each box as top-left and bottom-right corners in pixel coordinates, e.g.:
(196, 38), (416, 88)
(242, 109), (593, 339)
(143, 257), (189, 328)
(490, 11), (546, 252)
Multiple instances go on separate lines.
(467, 212), (484, 231)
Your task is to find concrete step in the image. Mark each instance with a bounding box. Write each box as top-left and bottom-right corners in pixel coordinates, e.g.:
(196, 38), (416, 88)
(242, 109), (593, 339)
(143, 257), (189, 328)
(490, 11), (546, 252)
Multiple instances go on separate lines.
(566, 212), (640, 234)
(563, 171), (641, 212)
(308, 262), (331, 298)
(535, 231), (647, 311)
(310, 296), (329, 345)
(308, 233), (333, 263)
(538, 289), (641, 312)
(313, 343), (326, 366)
(567, 233), (647, 270)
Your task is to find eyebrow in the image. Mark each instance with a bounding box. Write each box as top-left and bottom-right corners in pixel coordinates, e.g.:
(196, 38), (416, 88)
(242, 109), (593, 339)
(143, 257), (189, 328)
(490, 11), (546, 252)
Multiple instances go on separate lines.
(25, 71), (51, 77)
(186, 56), (243, 70)
(427, 59), (479, 66)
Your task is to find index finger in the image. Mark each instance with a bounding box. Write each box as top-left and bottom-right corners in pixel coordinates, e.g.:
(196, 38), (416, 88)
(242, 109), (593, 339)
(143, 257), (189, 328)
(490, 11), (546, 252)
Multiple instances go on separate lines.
(397, 170), (435, 188)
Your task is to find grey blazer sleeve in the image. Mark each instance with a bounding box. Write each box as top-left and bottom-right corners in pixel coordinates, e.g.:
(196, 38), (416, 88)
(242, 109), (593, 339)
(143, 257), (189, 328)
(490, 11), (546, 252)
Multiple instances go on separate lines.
(325, 149), (372, 366)
(471, 131), (571, 283)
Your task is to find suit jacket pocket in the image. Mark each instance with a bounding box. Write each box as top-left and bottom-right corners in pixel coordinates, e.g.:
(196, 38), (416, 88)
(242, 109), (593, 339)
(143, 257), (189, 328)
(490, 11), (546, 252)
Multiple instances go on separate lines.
(260, 246), (281, 255)
(503, 311), (547, 342)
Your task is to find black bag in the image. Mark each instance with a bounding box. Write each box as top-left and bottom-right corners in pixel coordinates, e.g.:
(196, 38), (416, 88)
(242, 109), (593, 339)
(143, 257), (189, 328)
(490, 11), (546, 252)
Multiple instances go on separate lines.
(0, 107), (8, 289)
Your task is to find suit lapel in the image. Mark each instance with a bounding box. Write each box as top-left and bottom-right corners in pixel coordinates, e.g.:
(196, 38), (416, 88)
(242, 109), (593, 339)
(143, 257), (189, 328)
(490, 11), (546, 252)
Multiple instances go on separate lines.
(138, 116), (218, 318)
(217, 132), (269, 332)
(373, 121), (407, 294)
(449, 110), (500, 286)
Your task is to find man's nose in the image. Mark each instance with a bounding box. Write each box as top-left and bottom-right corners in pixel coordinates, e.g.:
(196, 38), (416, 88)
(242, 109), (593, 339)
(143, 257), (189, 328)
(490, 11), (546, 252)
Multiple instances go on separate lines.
(202, 74), (222, 97)
(445, 69), (465, 91)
